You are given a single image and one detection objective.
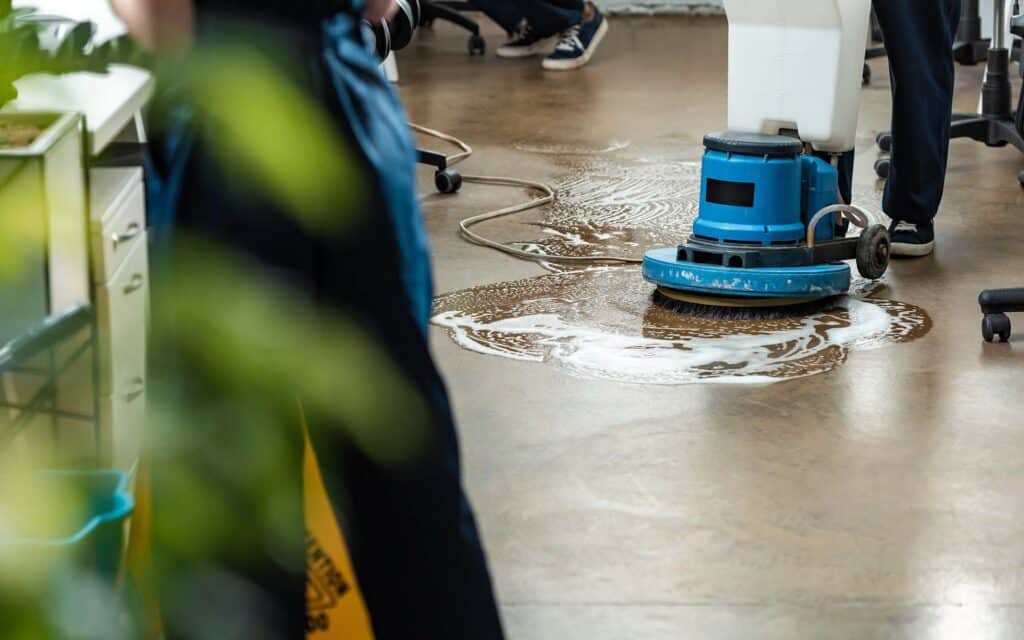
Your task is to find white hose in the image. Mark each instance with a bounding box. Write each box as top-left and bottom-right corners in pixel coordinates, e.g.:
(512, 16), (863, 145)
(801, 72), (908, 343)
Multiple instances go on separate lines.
(411, 123), (643, 266)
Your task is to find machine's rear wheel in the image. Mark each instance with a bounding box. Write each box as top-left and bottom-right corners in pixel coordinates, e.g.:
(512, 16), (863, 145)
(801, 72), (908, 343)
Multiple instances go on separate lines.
(856, 224), (890, 280)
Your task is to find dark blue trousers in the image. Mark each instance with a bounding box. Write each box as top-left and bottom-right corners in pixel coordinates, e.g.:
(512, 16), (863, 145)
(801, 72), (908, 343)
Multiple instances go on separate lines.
(470, 0), (583, 37)
(836, 0), (961, 224)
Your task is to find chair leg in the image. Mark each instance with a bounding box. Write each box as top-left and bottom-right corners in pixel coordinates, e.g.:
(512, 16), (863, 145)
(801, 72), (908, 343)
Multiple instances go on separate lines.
(421, 3), (481, 36)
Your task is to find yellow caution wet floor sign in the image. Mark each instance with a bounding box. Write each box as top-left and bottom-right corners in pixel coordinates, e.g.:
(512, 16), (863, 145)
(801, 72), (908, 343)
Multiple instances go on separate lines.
(129, 426), (375, 639)
(303, 429), (375, 639)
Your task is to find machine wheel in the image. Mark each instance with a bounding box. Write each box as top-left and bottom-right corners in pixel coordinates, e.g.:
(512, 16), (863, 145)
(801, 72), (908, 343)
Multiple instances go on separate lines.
(856, 224), (890, 280)
(874, 156), (891, 179)
(469, 34), (486, 55)
(435, 169), (462, 194)
(982, 313), (1012, 343)
(875, 131), (892, 153)
(862, 63), (871, 85)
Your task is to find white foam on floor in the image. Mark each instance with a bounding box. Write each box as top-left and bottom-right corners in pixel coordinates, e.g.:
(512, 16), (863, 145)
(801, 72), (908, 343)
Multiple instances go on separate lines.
(433, 296), (909, 386)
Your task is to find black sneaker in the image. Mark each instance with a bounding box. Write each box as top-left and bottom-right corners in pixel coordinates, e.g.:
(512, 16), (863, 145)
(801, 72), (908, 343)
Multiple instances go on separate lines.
(497, 19), (555, 58)
(888, 220), (935, 257)
(542, 7), (609, 71)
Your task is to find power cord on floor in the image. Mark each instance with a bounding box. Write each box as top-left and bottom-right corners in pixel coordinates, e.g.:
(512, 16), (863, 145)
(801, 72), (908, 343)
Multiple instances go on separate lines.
(410, 123), (643, 266)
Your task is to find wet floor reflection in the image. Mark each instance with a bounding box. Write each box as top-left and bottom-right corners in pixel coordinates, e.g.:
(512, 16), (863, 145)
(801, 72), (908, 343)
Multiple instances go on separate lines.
(432, 268), (931, 385)
(512, 140), (633, 155)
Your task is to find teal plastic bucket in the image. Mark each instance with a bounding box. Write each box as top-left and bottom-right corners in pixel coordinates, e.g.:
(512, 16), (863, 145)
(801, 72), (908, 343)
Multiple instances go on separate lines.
(0, 470), (134, 579)
(0, 470), (136, 638)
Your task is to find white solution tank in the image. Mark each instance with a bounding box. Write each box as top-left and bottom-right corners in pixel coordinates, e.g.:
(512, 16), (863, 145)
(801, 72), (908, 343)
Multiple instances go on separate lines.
(723, 0), (871, 153)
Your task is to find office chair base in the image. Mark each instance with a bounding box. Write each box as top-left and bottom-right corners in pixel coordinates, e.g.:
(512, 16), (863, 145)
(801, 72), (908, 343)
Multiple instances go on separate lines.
(435, 169), (463, 194)
(954, 38), (991, 66)
(418, 148), (463, 194)
(982, 313), (1012, 342)
(421, 2), (486, 56)
(956, 0), (990, 65)
(469, 34), (486, 55)
(979, 288), (1024, 342)
(875, 131), (892, 153)
(876, 115), (1024, 182)
(863, 44), (885, 86)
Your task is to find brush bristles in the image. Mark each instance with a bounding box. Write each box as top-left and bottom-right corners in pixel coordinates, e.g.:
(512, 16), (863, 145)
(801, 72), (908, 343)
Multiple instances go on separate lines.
(652, 290), (839, 320)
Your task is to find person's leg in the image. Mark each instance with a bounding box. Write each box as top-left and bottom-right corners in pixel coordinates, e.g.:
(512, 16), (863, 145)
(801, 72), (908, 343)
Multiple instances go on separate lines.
(495, 0), (583, 58)
(319, 12), (505, 639)
(873, 0), (960, 255)
(511, 0), (584, 37)
(467, 0), (525, 35)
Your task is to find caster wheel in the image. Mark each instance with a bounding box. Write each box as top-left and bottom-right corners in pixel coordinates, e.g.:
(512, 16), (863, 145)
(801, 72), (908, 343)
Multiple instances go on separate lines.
(856, 224), (890, 280)
(1017, 170), (1024, 190)
(875, 131), (892, 153)
(982, 313), (1012, 343)
(435, 169), (462, 194)
(874, 156), (891, 179)
(862, 63), (871, 86)
(468, 34), (486, 55)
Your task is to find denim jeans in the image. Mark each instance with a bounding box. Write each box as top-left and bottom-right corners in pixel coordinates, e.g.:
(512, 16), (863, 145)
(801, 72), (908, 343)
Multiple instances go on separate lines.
(470, 0), (584, 37)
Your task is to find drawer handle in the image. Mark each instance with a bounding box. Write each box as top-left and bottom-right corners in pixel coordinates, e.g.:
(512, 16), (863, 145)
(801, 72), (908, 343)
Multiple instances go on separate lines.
(123, 273), (145, 294)
(112, 222), (141, 249)
(125, 376), (144, 402)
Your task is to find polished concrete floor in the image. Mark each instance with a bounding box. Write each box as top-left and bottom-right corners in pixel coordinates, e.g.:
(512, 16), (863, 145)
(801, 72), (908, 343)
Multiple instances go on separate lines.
(400, 15), (1024, 639)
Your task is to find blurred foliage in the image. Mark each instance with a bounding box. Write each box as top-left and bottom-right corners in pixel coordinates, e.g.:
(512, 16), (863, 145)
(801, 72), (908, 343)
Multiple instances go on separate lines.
(0, 11), (429, 639)
(183, 41), (367, 232)
(0, 6), (150, 104)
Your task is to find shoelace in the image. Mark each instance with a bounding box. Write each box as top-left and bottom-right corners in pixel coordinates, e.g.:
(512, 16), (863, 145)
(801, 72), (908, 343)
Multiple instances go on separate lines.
(554, 24), (584, 52)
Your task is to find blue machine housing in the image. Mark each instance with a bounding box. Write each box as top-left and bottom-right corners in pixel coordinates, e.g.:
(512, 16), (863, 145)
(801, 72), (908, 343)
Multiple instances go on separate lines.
(643, 248), (851, 299)
(693, 146), (839, 246)
(800, 155), (840, 245)
(642, 131), (853, 301)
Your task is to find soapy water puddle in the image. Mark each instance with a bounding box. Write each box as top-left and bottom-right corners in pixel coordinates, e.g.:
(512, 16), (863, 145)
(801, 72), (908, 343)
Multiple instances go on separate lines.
(432, 149), (918, 384)
(509, 157), (703, 268)
(432, 268), (931, 385)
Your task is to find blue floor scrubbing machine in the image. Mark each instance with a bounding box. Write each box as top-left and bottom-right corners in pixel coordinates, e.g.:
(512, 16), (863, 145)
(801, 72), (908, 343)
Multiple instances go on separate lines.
(644, 0), (890, 309)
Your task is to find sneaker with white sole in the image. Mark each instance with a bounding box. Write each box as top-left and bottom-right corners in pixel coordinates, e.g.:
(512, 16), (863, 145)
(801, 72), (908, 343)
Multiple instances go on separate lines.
(889, 220), (935, 257)
(497, 19), (555, 58)
(542, 9), (608, 71)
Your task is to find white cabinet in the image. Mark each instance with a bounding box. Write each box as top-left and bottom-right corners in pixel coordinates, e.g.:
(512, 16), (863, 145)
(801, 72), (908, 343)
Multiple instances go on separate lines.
(89, 167), (148, 469)
(5, 47), (155, 470)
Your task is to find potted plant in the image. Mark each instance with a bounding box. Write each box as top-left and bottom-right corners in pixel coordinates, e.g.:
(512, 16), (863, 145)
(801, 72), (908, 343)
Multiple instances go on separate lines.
(0, 5), (119, 343)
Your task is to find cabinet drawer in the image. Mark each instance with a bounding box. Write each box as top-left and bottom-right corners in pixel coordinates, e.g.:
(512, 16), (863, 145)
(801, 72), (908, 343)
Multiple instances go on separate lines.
(89, 167), (142, 222)
(100, 382), (146, 471)
(91, 177), (145, 283)
(96, 232), (148, 396)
